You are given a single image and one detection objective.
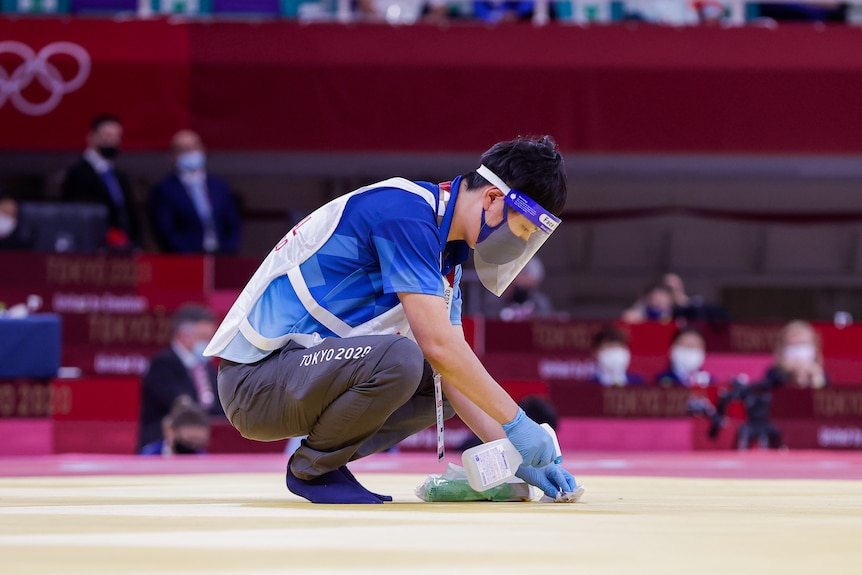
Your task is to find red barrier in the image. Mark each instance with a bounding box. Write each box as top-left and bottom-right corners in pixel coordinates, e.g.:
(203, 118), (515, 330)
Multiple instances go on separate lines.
(4, 19), (862, 153)
(481, 319), (862, 385)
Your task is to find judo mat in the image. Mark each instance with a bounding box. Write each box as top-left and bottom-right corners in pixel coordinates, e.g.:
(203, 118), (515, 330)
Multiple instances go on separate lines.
(1, 450), (861, 575)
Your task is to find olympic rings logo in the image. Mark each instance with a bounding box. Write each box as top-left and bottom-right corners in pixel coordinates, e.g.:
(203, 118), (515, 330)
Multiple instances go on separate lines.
(0, 41), (90, 116)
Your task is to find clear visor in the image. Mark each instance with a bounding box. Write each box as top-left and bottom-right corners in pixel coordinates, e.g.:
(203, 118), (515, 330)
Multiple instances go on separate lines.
(474, 165), (560, 297)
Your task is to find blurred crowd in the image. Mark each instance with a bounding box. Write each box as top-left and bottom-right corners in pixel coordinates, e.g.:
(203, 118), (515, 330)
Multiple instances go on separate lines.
(1, 0), (858, 25)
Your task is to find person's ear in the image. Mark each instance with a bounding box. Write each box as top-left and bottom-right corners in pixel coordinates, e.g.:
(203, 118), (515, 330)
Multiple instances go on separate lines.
(482, 186), (505, 211)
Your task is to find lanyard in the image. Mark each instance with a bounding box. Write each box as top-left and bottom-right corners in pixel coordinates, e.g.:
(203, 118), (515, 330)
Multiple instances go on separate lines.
(433, 176), (461, 461)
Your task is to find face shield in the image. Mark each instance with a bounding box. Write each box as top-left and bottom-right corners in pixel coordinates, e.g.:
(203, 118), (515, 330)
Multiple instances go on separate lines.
(473, 165), (561, 297)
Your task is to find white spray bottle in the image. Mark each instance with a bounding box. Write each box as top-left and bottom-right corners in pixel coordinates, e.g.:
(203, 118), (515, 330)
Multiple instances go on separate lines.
(461, 423), (562, 493)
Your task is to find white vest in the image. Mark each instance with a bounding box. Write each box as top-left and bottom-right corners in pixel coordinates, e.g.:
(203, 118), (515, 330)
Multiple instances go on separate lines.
(204, 178), (449, 358)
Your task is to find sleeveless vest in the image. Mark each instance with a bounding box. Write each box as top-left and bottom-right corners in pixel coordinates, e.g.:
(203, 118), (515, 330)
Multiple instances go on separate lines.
(204, 178), (450, 358)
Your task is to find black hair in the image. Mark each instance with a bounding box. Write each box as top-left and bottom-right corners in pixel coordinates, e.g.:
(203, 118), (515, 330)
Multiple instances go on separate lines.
(591, 324), (629, 350)
(518, 395), (559, 430)
(672, 326), (706, 346)
(464, 135), (567, 216)
(172, 303), (216, 335)
(89, 113), (121, 133)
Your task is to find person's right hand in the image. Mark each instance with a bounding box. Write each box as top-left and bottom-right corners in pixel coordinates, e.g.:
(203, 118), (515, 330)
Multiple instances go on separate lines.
(501, 408), (556, 467)
(515, 463), (577, 498)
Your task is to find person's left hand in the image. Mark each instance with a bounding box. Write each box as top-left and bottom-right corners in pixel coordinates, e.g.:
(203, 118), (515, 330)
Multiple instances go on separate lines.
(515, 463), (577, 498)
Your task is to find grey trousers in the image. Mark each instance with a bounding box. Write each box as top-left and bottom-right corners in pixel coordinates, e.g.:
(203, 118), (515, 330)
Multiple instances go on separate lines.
(217, 334), (454, 480)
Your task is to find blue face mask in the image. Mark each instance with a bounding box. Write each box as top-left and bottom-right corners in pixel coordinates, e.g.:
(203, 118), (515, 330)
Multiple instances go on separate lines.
(645, 306), (666, 321)
(177, 151), (206, 172)
(475, 206), (528, 265)
(192, 341), (209, 363)
(477, 203), (508, 243)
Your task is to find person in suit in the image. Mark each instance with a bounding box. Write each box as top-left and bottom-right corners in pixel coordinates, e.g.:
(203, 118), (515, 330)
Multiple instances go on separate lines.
(147, 130), (242, 254)
(60, 114), (141, 250)
(137, 304), (223, 451)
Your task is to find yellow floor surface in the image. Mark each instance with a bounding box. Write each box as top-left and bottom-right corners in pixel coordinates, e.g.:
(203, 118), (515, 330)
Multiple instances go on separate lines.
(1, 472), (860, 575)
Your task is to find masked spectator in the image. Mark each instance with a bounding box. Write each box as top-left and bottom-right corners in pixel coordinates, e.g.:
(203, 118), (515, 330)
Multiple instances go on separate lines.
(484, 257), (556, 321)
(138, 304), (224, 451)
(621, 281), (674, 323)
(589, 325), (645, 386)
(0, 192), (24, 250)
(654, 327), (713, 388)
(148, 130), (242, 255)
(139, 395), (211, 456)
(763, 320), (829, 389)
(61, 114), (141, 250)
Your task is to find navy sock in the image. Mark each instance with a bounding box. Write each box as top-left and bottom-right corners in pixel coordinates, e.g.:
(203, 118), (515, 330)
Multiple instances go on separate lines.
(286, 461), (382, 504)
(338, 466), (393, 502)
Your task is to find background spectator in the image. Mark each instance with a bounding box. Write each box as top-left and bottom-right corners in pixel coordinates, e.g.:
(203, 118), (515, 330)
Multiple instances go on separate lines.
(148, 130), (242, 255)
(139, 395), (211, 456)
(589, 324), (645, 386)
(621, 281), (675, 323)
(138, 303), (223, 451)
(663, 272), (732, 323)
(483, 257), (557, 321)
(0, 192), (24, 250)
(60, 114), (141, 251)
(654, 326), (712, 388)
(662, 272), (690, 308)
(655, 326), (716, 417)
(473, 0), (534, 22)
(762, 320), (829, 389)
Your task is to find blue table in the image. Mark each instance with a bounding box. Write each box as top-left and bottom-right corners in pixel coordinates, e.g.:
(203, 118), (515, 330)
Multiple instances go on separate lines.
(0, 314), (62, 379)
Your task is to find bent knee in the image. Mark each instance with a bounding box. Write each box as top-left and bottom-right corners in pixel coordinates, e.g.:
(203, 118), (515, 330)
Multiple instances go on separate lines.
(380, 336), (426, 383)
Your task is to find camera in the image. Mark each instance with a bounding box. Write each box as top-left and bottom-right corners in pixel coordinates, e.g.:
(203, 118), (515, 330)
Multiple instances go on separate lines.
(708, 374), (784, 449)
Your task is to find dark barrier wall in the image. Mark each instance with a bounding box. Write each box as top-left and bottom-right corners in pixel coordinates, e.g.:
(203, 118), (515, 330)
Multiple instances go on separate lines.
(3, 18), (862, 153)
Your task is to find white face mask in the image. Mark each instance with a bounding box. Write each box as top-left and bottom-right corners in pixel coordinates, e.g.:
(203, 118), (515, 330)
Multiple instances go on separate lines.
(0, 212), (16, 239)
(783, 343), (816, 365)
(597, 347), (631, 376)
(671, 346), (705, 375)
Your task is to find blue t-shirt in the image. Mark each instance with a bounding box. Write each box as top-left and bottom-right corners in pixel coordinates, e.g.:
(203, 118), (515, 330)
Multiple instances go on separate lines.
(221, 183), (464, 363)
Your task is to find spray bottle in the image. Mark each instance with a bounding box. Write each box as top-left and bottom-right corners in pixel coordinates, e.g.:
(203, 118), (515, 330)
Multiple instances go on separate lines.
(461, 423), (562, 493)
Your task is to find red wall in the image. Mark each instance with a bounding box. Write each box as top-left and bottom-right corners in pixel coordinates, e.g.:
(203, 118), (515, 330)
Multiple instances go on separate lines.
(3, 18), (862, 153)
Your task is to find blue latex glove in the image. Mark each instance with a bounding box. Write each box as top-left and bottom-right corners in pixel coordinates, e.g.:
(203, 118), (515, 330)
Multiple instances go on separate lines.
(501, 408), (556, 467)
(515, 463), (577, 498)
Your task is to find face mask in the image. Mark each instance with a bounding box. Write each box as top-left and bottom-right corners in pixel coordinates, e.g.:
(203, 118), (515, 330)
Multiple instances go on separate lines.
(645, 305), (666, 320)
(475, 207), (528, 265)
(192, 341), (209, 363)
(671, 346), (705, 375)
(783, 343), (816, 365)
(597, 347), (631, 375)
(0, 212), (16, 239)
(477, 203), (508, 243)
(97, 145), (119, 160)
(177, 150), (206, 172)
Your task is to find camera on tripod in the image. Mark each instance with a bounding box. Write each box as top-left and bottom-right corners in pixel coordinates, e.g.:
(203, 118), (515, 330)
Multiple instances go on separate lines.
(708, 374), (784, 449)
